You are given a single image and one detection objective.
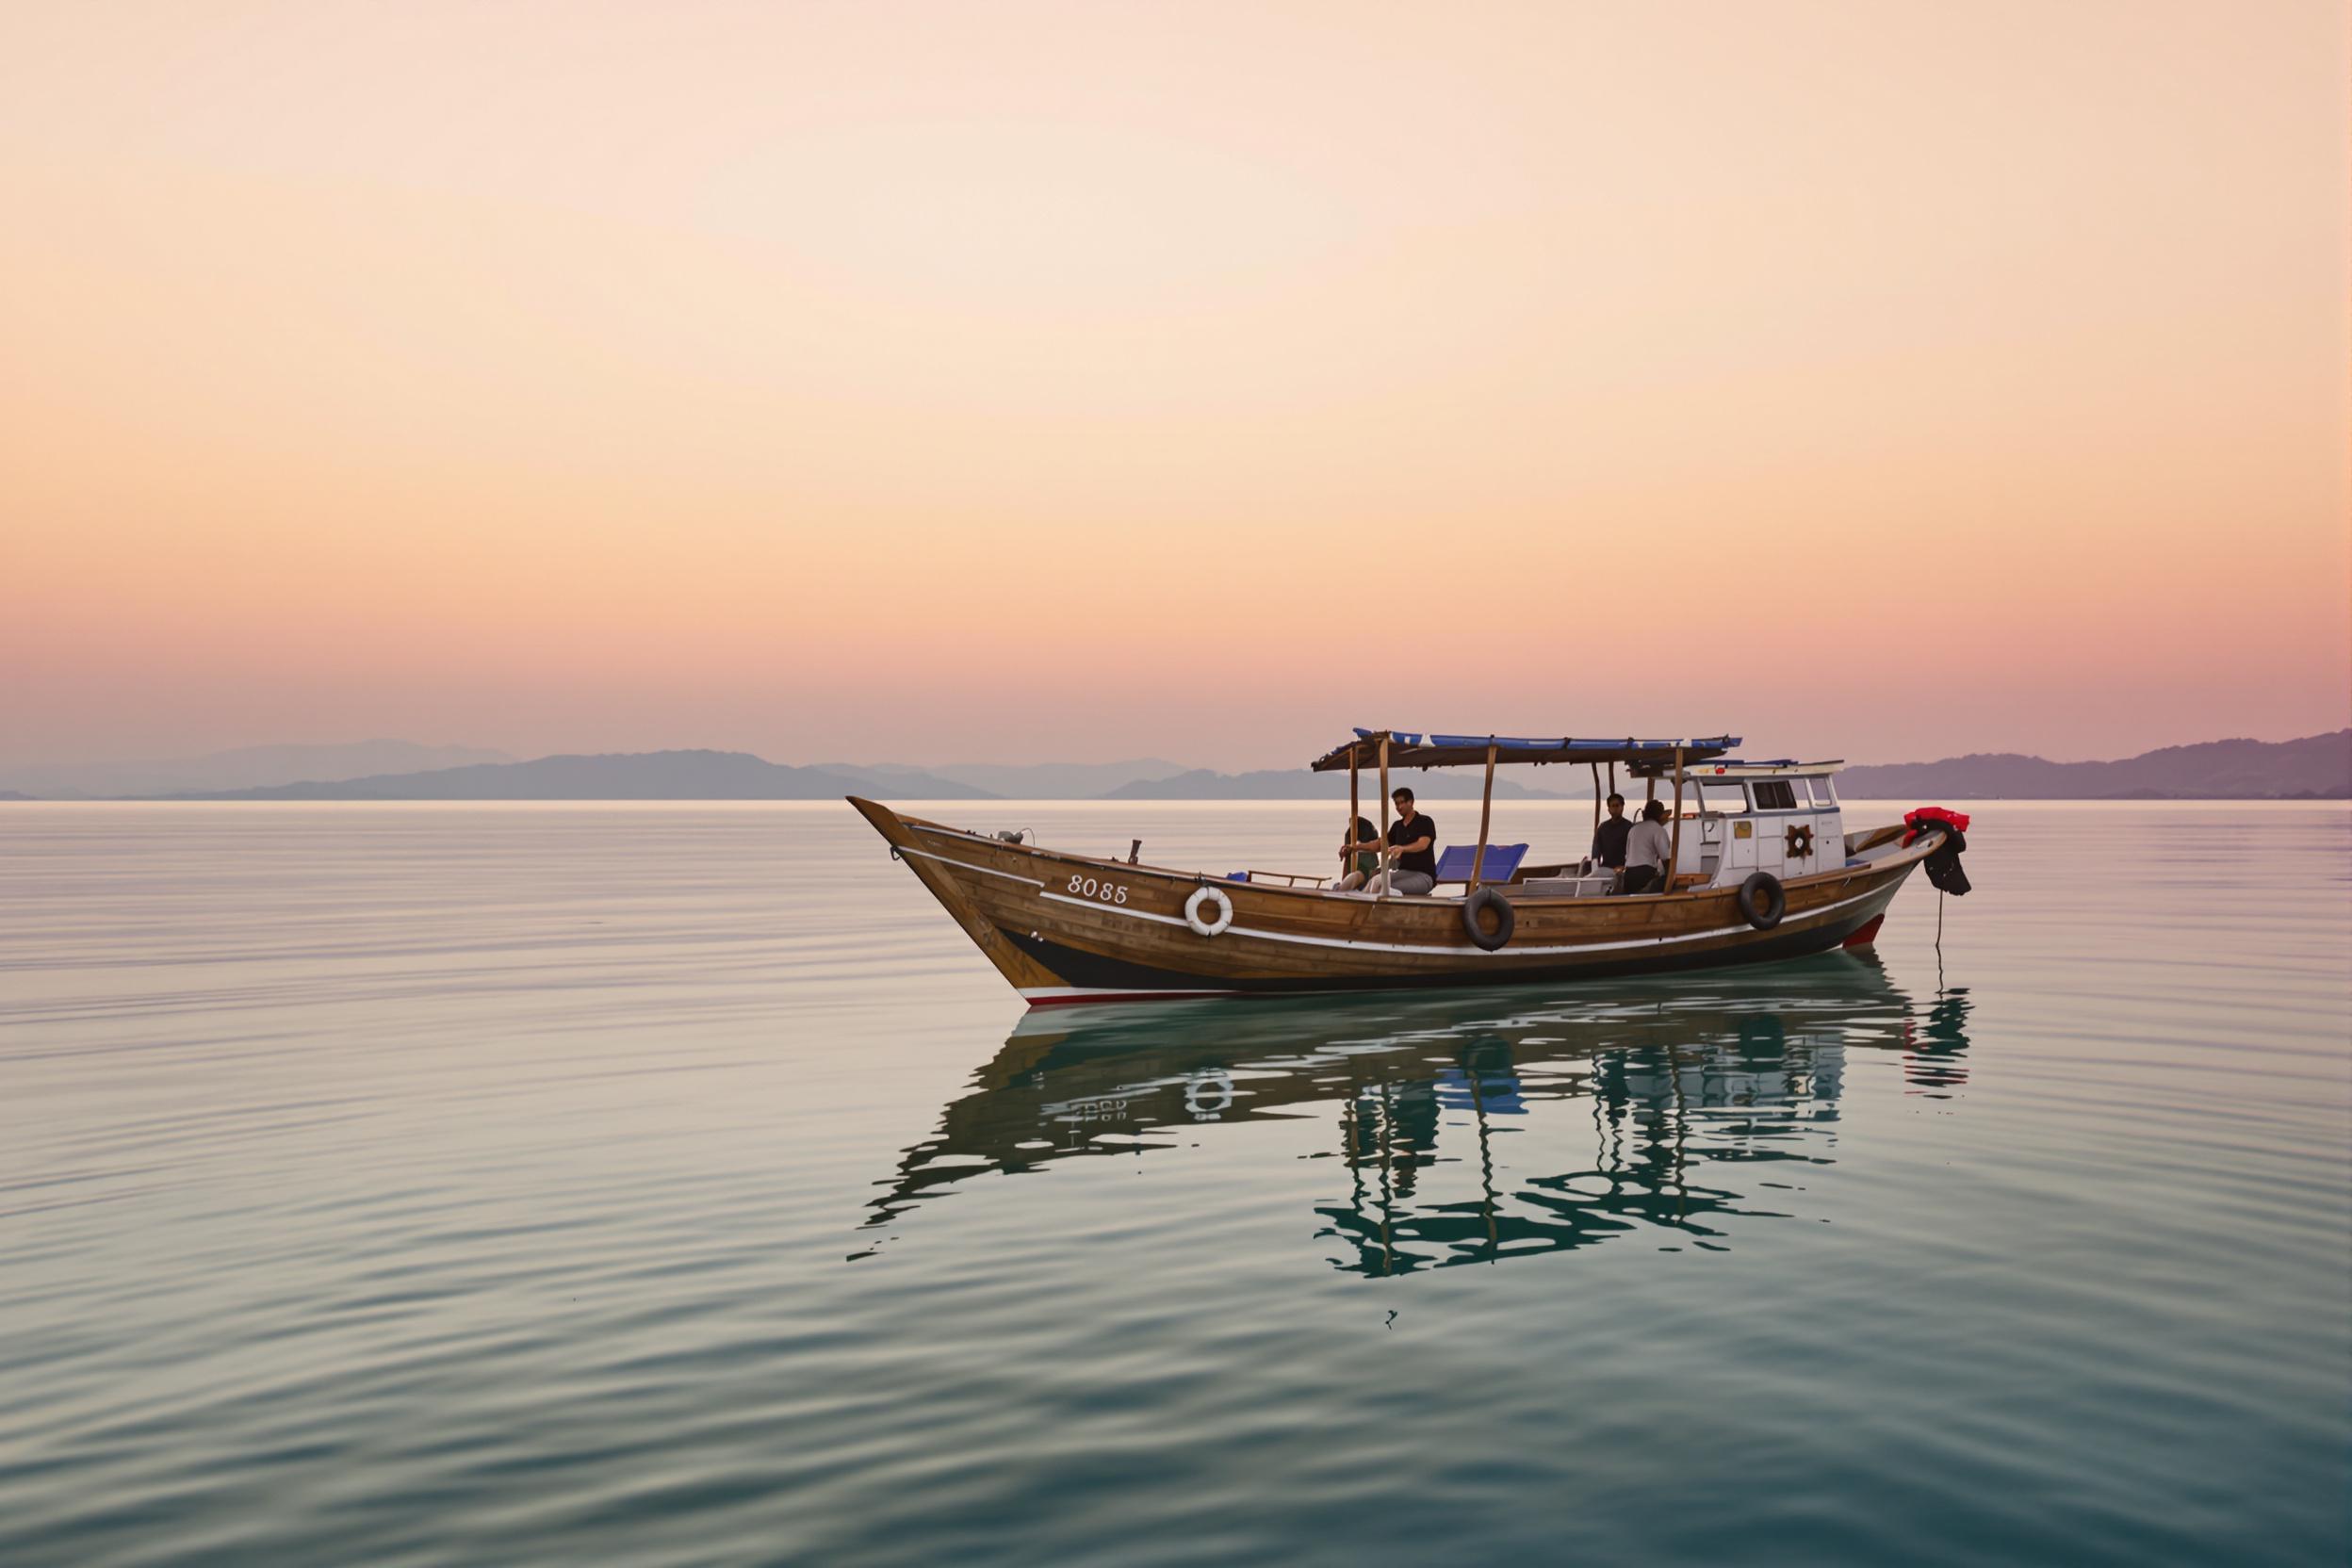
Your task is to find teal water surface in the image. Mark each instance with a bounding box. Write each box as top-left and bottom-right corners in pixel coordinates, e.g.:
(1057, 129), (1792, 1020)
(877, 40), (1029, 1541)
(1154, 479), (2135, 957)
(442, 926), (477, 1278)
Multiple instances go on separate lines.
(2, 801), (2346, 1565)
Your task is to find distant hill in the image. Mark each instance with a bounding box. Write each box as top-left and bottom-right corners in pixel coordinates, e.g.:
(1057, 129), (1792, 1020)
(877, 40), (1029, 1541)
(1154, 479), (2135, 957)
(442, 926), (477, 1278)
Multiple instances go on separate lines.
(0, 740), (513, 799)
(1103, 768), (1572, 801)
(31, 730), (2349, 803)
(182, 750), (992, 801)
(819, 758), (1191, 799)
(1838, 730), (2350, 799)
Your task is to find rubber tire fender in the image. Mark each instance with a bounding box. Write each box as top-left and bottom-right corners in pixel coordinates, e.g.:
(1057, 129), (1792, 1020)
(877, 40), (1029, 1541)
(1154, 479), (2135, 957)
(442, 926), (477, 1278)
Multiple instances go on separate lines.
(1184, 884), (1234, 937)
(1462, 887), (1515, 951)
(1738, 871), (1787, 931)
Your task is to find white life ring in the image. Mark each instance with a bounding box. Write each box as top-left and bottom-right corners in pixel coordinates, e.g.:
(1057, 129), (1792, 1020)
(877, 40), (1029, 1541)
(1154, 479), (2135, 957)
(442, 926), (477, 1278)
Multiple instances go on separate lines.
(1184, 1072), (1234, 1118)
(1184, 884), (1234, 937)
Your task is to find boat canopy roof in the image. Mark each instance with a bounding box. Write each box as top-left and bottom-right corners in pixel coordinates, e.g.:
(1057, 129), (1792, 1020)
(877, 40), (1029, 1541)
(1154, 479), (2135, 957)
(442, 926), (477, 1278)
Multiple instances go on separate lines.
(1309, 729), (1740, 774)
(1632, 757), (1847, 779)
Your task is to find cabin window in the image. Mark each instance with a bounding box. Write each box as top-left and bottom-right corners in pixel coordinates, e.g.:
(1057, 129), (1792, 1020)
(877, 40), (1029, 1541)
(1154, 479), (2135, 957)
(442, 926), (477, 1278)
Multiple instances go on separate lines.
(1752, 779), (1801, 811)
(1806, 777), (1838, 808)
(1699, 781), (1747, 813)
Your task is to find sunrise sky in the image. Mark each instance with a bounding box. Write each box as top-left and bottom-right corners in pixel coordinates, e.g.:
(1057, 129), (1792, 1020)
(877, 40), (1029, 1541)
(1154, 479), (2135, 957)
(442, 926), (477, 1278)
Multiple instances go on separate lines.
(2, 1), (2344, 771)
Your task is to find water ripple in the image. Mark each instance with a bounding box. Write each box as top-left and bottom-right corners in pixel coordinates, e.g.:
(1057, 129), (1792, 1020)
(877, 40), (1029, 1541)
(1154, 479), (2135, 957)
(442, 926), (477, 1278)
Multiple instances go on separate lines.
(0, 802), (2344, 1565)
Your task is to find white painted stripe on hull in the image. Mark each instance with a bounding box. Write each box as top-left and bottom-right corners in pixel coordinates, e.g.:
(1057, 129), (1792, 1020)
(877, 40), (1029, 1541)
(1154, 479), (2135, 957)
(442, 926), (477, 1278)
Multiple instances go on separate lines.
(895, 836), (1903, 960)
(897, 844), (1045, 887)
(1035, 883), (1894, 958)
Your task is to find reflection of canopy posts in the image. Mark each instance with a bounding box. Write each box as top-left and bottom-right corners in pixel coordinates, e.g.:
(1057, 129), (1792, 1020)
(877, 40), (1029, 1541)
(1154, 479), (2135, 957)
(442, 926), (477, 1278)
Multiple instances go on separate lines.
(1319, 1031), (1815, 1277)
(850, 957), (1962, 1273)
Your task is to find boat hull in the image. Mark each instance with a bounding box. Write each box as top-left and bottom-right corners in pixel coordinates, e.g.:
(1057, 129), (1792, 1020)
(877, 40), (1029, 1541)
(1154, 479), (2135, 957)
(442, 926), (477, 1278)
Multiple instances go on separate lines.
(850, 797), (1934, 1005)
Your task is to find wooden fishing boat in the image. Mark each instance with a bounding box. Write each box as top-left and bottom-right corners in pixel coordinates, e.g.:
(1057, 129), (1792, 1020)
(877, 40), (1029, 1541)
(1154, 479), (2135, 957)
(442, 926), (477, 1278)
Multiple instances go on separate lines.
(850, 729), (1969, 1005)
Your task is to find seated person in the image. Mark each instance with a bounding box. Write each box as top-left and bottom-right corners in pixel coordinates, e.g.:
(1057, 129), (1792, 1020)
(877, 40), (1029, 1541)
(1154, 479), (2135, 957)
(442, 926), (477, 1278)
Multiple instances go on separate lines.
(1362, 788), (1439, 896)
(1591, 792), (1632, 873)
(1331, 815), (1381, 890)
(1617, 798), (1674, 894)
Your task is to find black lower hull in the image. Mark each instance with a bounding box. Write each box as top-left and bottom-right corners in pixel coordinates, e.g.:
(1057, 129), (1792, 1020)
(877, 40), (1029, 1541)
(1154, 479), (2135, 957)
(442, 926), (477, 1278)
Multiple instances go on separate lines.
(1002, 902), (1886, 998)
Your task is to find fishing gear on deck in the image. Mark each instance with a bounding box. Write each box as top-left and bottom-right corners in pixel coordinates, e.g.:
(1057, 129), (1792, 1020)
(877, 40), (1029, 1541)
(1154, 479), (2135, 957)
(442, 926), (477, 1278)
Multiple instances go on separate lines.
(1903, 807), (1973, 897)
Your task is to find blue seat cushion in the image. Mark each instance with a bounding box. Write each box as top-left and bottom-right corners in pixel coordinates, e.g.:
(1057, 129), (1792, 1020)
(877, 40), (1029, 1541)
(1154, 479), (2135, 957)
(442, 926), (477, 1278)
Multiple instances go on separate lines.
(1432, 843), (1528, 883)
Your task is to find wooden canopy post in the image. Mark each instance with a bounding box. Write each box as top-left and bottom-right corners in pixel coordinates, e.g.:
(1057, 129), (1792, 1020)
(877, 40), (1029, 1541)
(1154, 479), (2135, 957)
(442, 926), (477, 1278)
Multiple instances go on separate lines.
(1665, 745), (1686, 890)
(1348, 749), (1360, 883)
(1469, 739), (1497, 890)
(1377, 733), (1392, 900)
(1590, 762), (1601, 834)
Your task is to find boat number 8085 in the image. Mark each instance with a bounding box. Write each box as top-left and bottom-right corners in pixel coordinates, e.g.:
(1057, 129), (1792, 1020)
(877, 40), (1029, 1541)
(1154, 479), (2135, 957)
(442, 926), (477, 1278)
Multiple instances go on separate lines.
(1067, 874), (1129, 905)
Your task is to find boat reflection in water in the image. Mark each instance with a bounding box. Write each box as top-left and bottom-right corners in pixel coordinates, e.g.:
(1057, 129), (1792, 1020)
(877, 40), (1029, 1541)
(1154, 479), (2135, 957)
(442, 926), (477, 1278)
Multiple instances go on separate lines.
(861, 953), (1971, 1276)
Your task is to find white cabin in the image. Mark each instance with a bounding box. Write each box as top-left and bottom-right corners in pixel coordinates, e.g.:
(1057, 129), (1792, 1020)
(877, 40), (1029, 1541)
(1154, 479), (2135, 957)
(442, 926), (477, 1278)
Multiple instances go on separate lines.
(1657, 760), (1846, 889)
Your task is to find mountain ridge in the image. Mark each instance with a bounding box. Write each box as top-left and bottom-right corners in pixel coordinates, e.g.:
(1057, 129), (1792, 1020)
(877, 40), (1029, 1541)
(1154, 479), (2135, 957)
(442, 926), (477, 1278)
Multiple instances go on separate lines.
(0, 740), (512, 798)
(175, 750), (990, 801)
(4, 730), (2342, 801)
(1836, 729), (2348, 799)
(815, 758), (1190, 798)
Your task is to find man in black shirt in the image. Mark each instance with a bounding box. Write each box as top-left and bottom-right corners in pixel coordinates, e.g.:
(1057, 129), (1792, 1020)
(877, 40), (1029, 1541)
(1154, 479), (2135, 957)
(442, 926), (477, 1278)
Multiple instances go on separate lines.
(1353, 787), (1438, 896)
(1591, 793), (1632, 873)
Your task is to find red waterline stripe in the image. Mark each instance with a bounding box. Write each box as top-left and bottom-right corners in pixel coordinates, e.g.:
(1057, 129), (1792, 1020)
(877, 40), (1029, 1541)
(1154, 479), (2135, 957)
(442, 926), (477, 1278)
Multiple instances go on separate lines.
(1841, 914), (1886, 949)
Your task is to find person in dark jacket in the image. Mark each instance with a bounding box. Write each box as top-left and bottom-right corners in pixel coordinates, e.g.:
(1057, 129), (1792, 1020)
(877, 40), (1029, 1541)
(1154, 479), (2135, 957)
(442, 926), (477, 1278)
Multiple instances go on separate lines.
(1332, 816), (1381, 890)
(1591, 793), (1632, 871)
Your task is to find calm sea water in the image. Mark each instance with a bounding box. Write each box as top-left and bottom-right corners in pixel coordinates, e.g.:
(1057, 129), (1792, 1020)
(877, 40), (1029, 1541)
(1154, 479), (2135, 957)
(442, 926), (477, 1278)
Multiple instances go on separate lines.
(2, 801), (2346, 1566)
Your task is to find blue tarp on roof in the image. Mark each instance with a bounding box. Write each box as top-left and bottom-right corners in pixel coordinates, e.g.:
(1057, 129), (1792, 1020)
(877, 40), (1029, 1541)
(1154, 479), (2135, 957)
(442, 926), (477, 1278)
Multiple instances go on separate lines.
(1312, 731), (1740, 772)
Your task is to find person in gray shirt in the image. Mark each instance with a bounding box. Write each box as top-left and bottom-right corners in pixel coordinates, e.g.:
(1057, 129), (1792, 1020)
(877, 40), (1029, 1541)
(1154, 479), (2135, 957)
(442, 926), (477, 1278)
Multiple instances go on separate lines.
(1618, 799), (1674, 894)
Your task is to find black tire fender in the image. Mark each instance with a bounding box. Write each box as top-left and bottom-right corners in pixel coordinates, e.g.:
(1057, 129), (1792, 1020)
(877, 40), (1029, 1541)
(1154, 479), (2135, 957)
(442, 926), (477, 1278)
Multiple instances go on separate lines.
(1738, 872), (1787, 931)
(1462, 887), (1515, 951)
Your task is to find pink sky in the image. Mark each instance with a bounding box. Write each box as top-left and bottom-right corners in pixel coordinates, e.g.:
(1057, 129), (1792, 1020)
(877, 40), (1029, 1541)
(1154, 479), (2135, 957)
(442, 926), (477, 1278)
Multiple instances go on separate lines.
(3, 1), (2345, 771)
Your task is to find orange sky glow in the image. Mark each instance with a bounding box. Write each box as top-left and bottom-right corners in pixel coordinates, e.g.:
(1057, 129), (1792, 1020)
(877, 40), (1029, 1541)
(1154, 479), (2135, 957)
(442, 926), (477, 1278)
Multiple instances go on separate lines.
(3, 0), (2345, 770)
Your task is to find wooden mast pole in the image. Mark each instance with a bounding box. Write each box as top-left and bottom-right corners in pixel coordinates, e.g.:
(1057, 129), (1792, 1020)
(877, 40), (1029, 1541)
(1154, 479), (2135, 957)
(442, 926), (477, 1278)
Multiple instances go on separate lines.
(1665, 744), (1686, 890)
(1470, 740), (1497, 890)
(1377, 733), (1392, 899)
